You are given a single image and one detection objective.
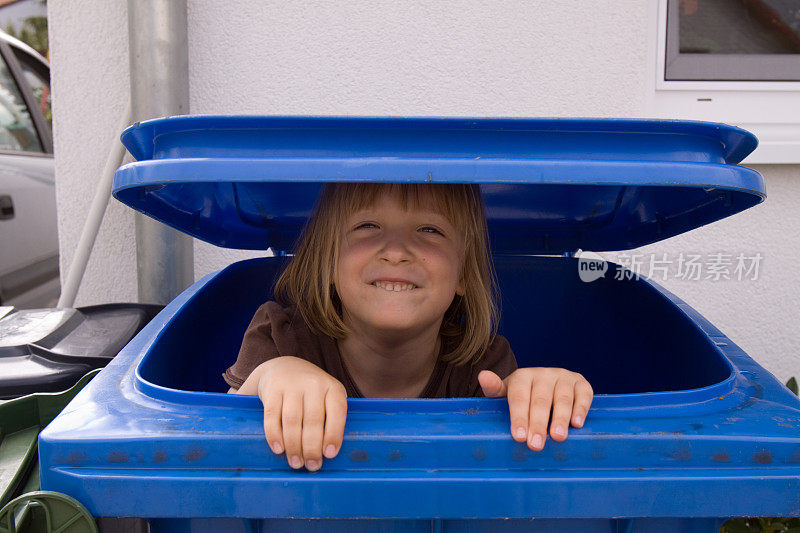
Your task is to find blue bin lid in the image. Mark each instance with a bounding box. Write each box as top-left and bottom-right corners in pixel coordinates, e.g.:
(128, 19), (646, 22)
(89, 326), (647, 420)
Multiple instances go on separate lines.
(113, 116), (765, 254)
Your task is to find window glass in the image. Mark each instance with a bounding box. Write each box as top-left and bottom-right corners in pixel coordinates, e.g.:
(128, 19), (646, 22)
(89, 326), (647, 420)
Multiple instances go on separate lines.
(17, 61), (51, 135)
(0, 53), (41, 152)
(666, 0), (800, 81)
(680, 0), (800, 54)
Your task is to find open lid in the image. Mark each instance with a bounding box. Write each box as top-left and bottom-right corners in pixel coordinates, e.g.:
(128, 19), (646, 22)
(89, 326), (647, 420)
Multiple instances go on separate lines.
(113, 116), (765, 254)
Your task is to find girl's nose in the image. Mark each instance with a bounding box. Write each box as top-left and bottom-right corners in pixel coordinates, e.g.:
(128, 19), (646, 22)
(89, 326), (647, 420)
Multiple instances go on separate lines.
(379, 231), (413, 264)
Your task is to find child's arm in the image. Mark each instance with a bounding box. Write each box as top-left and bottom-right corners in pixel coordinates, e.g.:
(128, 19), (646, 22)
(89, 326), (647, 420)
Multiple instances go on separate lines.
(478, 368), (593, 452)
(234, 356), (348, 472)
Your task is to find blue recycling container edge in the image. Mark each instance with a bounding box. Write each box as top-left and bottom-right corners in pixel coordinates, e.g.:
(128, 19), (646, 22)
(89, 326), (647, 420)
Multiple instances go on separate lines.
(38, 258), (800, 520)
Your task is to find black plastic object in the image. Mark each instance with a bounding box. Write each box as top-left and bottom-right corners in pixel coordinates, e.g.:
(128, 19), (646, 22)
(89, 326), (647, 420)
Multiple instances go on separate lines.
(0, 304), (162, 399)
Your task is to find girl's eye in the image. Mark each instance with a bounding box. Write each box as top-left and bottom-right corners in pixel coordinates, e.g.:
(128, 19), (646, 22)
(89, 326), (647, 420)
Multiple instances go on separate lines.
(419, 226), (444, 235)
(354, 222), (379, 230)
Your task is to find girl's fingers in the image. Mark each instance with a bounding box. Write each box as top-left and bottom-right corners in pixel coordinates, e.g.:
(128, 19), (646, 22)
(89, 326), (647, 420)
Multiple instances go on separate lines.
(549, 378), (575, 442)
(322, 384), (347, 459)
(262, 389), (285, 455)
(571, 378), (594, 428)
(478, 370), (506, 398)
(505, 374), (532, 443)
(301, 387), (326, 472)
(281, 392), (304, 469)
(528, 375), (555, 451)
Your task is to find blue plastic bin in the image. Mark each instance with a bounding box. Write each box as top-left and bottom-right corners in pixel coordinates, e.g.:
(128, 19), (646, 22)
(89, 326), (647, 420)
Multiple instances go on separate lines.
(38, 117), (800, 532)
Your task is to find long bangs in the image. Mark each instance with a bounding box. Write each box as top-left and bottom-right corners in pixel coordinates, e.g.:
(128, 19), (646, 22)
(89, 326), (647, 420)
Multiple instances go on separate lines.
(330, 182), (476, 241)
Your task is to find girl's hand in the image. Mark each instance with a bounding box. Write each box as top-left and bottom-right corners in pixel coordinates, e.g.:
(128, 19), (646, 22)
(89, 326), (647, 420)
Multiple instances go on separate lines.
(235, 356), (348, 471)
(478, 367), (593, 451)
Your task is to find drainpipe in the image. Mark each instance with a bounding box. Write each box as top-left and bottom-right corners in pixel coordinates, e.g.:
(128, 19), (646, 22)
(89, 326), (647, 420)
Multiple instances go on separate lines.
(127, 0), (193, 304)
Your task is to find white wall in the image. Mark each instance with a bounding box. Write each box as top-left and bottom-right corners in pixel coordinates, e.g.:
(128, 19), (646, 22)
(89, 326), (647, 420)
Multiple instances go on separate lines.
(50, 0), (137, 305)
(49, 0), (799, 383)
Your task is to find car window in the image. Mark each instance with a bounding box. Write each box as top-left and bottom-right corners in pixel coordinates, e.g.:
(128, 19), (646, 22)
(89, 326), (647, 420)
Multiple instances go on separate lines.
(14, 53), (51, 136)
(0, 51), (42, 152)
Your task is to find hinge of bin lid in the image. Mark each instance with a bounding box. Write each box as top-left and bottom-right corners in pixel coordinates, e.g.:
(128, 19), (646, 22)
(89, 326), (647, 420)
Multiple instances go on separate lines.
(267, 248), (291, 257)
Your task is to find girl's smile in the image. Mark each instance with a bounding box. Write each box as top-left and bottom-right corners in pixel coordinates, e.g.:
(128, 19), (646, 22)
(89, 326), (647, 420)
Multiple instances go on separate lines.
(370, 280), (418, 291)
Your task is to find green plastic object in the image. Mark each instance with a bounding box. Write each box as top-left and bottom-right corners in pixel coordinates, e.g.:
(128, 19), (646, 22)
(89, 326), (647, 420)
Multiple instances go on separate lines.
(0, 371), (100, 532)
(0, 491), (97, 533)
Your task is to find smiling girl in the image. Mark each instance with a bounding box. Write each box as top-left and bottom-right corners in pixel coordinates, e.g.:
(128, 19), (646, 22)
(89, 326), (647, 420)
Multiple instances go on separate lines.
(225, 183), (593, 471)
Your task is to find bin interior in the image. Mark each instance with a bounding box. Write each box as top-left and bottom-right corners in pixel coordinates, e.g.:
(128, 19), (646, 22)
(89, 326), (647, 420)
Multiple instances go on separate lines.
(138, 255), (731, 396)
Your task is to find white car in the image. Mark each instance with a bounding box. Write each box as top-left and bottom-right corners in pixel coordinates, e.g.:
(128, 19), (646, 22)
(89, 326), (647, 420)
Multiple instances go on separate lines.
(0, 30), (56, 307)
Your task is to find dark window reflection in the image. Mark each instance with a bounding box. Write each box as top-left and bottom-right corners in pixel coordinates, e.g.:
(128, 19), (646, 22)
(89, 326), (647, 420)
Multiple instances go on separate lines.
(679, 0), (800, 55)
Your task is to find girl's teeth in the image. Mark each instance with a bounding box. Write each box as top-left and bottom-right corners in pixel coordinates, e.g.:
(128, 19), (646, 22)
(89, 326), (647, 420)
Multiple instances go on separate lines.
(373, 281), (415, 291)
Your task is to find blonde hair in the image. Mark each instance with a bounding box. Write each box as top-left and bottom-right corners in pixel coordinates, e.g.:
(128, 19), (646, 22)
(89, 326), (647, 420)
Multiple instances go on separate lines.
(274, 182), (500, 366)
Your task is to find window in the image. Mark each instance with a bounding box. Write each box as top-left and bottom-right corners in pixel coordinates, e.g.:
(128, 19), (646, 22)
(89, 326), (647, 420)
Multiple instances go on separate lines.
(650, 0), (800, 164)
(666, 0), (800, 81)
(0, 52), (42, 153)
(13, 52), (51, 136)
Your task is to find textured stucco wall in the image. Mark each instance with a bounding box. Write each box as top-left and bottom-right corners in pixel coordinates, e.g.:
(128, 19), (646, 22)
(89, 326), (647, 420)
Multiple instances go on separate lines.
(50, 0), (137, 305)
(50, 1), (799, 382)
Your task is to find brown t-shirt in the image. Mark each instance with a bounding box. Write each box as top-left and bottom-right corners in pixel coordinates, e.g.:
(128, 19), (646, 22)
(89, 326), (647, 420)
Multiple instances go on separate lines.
(223, 301), (518, 398)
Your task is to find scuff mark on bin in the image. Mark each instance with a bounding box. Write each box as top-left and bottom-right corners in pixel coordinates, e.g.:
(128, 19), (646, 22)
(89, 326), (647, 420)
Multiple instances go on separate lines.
(153, 451), (167, 463)
(388, 450), (403, 461)
(62, 451), (86, 464)
(512, 446), (528, 462)
(183, 448), (205, 462)
(671, 449), (691, 461)
(753, 450), (772, 464)
(350, 449), (369, 462)
(472, 446), (487, 460)
(108, 451), (129, 463)
(711, 451), (730, 463)
(738, 382), (764, 409)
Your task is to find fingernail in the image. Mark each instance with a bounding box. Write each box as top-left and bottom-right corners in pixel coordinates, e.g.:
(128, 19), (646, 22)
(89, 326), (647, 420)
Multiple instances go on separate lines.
(515, 427), (526, 440)
(290, 455), (302, 469)
(306, 460), (320, 471)
(324, 445), (336, 458)
(531, 434), (544, 450)
(554, 425), (566, 438)
(272, 442), (283, 454)
(574, 415), (583, 427)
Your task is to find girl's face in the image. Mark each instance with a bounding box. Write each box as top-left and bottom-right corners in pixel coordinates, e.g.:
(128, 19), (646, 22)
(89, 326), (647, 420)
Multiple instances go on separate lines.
(335, 190), (465, 337)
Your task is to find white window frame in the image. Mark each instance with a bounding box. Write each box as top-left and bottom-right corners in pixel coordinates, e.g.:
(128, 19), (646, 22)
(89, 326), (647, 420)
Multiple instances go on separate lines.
(648, 0), (800, 164)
